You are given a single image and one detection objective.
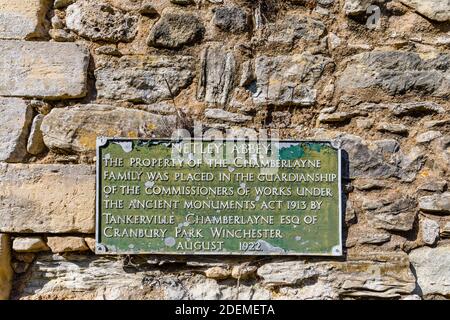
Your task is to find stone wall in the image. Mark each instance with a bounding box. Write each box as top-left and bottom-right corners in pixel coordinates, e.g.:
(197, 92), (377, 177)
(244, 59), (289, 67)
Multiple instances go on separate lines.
(0, 0), (449, 300)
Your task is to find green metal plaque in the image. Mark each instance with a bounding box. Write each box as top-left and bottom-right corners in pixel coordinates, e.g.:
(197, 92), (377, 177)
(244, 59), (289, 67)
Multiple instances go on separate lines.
(96, 138), (342, 256)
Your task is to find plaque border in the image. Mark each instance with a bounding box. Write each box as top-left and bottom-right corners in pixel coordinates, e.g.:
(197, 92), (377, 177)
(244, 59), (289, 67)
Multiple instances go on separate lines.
(95, 138), (343, 257)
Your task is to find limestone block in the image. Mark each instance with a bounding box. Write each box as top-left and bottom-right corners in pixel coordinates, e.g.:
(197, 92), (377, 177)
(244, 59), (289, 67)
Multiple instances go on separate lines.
(41, 104), (177, 152)
(13, 237), (49, 253)
(95, 55), (194, 103)
(47, 237), (89, 253)
(0, 98), (33, 162)
(0, 40), (89, 99)
(0, 164), (95, 233)
(410, 246), (450, 297)
(0, 0), (50, 40)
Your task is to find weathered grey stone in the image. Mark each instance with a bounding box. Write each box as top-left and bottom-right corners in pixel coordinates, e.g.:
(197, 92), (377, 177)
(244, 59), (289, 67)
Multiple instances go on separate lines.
(26, 114), (46, 155)
(416, 131), (442, 144)
(213, 6), (249, 33)
(337, 52), (450, 101)
(424, 118), (450, 129)
(395, 146), (426, 182)
(0, 164), (95, 233)
(148, 11), (204, 49)
(410, 246), (450, 297)
(95, 55), (194, 104)
(400, 0), (450, 22)
(418, 180), (447, 192)
(0, 0), (50, 40)
(0, 234), (12, 300)
(358, 233), (391, 245)
(363, 195), (417, 231)
(253, 53), (333, 107)
(377, 123), (409, 135)
(14, 254), (271, 300)
(334, 134), (397, 179)
(197, 46), (235, 106)
(13, 237), (49, 253)
(264, 13), (326, 47)
(390, 102), (445, 117)
(66, 0), (138, 43)
(373, 139), (400, 153)
(419, 192), (450, 215)
(205, 109), (252, 123)
(0, 40), (89, 99)
(257, 252), (415, 298)
(0, 98), (33, 162)
(421, 218), (440, 245)
(41, 104), (177, 152)
(47, 237), (89, 253)
(354, 178), (387, 191)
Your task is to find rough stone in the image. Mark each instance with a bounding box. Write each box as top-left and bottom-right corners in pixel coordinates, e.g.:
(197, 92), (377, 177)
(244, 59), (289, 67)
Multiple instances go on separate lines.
(333, 134), (397, 179)
(400, 0), (450, 22)
(344, 0), (385, 16)
(66, 0), (138, 43)
(374, 139), (400, 154)
(95, 55), (194, 104)
(419, 193), (450, 215)
(213, 6), (249, 33)
(253, 53), (333, 107)
(263, 13), (326, 48)
(204, 267), (231, 280)
(47, 237), (89, 253)
(358, 233), (391, 245)
(390, 102), (445, 117)
(418, 180), (447, 193)
(362, 195), (417, 231)
(410, 246), (450, 297)
(0, 40), (89, 99)
(27, 114), (46, 155)
(13, 254), (271, 300)
(377, 123), (409, 135)
(0, 164), (95, 233)
(0, 234), (12, 300)
(49, 29), (75, 42)
(197, 46), (235, 106)
(205, 109), (252, 123)
(0, 0), (50, 40)
(231, 265), (257, 280)
(0, 98), (33, 162)
(318, 111), (366, 123)
(257, 252), (415, 298)
(421, 218), (440, 245)
(337, 52), (450, 101)
(415, 131), (442, 144)
(12, 237), (49, 253)
(41, 104), (177, 152)
(148, 11), (204, 49)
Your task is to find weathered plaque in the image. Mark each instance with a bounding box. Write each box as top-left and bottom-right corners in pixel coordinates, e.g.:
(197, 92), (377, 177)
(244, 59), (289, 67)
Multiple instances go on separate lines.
(96, 138), (342, 256)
